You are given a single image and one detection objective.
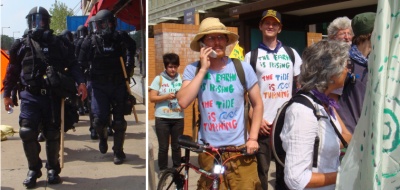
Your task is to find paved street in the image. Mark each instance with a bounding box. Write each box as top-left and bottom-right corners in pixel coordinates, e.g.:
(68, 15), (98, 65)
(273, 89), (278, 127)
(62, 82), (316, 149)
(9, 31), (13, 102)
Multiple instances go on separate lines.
(1, 86), (146, 189)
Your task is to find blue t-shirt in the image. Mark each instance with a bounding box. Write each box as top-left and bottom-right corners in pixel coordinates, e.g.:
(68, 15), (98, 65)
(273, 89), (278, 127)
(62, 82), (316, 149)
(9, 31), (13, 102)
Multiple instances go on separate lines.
(149, 74), (184, 119)
(182, 58), (258, 147)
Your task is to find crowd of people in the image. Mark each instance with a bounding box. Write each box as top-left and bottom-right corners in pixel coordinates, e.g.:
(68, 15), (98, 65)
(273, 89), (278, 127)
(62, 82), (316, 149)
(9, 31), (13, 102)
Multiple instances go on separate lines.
(151, 9), (377, 190)
(2, 4), (379, 190)
(2, 6), (137, 188)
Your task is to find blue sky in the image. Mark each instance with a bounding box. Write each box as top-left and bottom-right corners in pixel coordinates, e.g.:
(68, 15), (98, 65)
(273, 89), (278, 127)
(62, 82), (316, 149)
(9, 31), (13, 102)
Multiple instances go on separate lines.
(1, 0), (81, 38)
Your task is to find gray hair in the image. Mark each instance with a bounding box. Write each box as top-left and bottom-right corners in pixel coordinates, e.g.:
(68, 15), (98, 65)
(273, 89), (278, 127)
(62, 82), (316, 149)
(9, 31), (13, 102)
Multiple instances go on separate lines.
(299, 40), (350, 92)
(327, 16), (352, 39)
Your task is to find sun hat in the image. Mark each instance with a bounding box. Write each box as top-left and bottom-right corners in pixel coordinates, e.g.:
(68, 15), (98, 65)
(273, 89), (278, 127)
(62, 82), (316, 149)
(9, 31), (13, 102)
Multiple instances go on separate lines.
(190, 17), (239, 52)
(351, 12), (376, 36)
(260, 9), (281, 24)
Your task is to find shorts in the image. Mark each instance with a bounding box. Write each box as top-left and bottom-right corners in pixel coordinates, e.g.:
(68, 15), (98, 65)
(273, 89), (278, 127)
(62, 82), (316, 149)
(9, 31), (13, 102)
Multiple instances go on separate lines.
(197, 148), (261, 190)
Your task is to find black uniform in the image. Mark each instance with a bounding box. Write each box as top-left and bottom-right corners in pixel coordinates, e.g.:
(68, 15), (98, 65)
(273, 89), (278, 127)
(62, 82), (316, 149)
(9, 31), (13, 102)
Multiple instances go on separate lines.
(78, 9), (135, 165)
(2, 6), (86, 188)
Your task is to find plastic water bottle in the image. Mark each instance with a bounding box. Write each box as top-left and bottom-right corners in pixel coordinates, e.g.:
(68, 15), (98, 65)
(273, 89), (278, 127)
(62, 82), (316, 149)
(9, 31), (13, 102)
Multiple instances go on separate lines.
(7, 105), (13, 114)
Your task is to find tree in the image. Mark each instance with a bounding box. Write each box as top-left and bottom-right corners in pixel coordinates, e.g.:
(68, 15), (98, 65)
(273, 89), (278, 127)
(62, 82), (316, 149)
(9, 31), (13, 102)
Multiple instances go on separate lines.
(49, 1), (74, 35)
(1, 35), (13, 50)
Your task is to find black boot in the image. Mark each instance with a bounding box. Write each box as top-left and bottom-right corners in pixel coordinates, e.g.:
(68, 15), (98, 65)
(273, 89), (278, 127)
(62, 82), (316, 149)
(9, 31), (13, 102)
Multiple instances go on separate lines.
(112, 120), (126, 164)
(99, 137), (108, 154)
(37, 132), (45, 142)
(23, 170), (42, 188)
(20, 125), (42, 188)
(43, 129), (61, 185)
(107, 127), (114, 136)
(90, 128), (98, 140)
(113, 151), (126, 165)
(93, 118), (108, 154)
(47, 169), (61, 184)
(97, 128), (108, 154)
(78, 107), (85, 115)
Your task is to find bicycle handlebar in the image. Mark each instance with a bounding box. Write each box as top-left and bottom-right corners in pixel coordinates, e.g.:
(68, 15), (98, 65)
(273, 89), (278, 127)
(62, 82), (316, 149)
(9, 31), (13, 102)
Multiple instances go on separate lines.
(178, 135), (248, 155)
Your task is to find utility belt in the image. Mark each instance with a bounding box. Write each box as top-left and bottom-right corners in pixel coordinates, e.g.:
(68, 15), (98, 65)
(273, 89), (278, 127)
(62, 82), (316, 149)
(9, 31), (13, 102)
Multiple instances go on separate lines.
(21, 86), (50, 96)
(91, 74), (125, 84)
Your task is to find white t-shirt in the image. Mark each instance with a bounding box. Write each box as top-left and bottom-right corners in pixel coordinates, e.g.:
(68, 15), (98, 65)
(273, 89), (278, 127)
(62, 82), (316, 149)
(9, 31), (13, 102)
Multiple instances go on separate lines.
(244, 47), (302, 122)
(182, 58), (258, 147)
(280, 95), (342, 190)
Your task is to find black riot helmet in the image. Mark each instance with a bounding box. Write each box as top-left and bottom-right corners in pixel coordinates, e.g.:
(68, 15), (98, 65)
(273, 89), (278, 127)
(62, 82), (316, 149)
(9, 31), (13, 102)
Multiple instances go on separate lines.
(76, 25), (88, 38)
(23, 28), (30, 38)
(60, 29), (74, 43)
(94, 9), (116, 37)
(26, 6), (51, 31)
(88, 15), (97, 34)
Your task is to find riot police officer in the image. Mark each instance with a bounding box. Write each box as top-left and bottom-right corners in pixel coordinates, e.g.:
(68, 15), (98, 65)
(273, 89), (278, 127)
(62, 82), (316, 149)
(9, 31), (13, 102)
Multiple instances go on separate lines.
(78, 9), (135, 165)
(74, 25), (88, 58)
(76, 17), (101, 140)
(3, 6), (87, 188)
(59, 29), (74, 44)
(74, 25), (89, 116)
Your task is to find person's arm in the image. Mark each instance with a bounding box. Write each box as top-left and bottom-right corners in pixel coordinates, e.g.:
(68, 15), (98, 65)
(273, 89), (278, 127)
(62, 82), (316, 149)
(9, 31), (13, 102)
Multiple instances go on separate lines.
(65, 37), (87, 101)
(306, 172), (337, 188)
(245, 83), (263, 154)
(149, 89), (175, 103)
(177, 46), (213, 109)
(283, 103), (320, 189)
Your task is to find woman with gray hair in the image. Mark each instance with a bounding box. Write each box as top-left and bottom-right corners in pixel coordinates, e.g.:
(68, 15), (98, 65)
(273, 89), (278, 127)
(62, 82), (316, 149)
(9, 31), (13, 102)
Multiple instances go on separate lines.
(280, 40), (352, 190)
(327, 16), (353, 45)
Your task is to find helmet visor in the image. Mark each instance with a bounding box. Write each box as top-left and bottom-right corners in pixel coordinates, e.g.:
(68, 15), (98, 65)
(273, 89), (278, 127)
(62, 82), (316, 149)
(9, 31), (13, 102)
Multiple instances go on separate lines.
(89, 21), (97, 34)
(27, 14), (49, 30)
(95, 19), (115, 35)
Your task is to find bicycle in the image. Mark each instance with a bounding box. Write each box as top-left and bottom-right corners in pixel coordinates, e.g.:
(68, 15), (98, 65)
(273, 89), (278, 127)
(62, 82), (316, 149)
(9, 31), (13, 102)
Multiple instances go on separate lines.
(157, 135), (248, 190)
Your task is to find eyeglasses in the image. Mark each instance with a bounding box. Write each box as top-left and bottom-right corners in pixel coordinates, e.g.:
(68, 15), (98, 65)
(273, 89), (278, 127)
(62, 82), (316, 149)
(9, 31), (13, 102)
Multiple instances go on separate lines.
(336, 32), (353, 38)
(203, 35), (227, 43)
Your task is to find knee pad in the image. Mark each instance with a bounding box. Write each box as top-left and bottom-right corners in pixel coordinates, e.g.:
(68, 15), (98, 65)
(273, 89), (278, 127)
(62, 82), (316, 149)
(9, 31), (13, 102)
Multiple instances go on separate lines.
(93, 118), (106, 130)
(19, 119), (38, 141)
(112, 120), (127, 132)
(43, 129), (60, 141)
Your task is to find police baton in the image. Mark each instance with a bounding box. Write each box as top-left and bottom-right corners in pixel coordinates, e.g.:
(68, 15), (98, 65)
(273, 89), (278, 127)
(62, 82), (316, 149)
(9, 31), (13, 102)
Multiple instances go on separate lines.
(120, 57), (138, 123)
(59, 98), (65, 168)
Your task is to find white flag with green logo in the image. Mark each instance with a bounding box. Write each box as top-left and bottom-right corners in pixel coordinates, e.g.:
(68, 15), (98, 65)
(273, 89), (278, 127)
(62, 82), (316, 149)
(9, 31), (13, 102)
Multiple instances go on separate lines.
(336, 0), (400, 189)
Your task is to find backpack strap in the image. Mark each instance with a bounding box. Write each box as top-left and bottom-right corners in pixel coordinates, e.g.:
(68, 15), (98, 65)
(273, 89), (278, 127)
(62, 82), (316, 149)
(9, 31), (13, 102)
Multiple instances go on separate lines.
(250, 48), (258, 73)
(158, 75), (162, 89)
(231, 58), (246, 91)
(291, 92), (320, 168)
(282, 46), (295, 65)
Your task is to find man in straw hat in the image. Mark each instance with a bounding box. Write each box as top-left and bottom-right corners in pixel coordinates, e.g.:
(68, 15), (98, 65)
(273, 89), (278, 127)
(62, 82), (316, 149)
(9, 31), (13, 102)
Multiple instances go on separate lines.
(244, 9), (302, 190)
(177, 17), (263, 189)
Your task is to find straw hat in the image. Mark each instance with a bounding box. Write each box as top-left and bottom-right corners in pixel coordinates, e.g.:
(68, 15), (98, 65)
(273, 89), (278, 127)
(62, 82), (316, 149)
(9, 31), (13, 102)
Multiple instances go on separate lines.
(190, 17), (239, 52)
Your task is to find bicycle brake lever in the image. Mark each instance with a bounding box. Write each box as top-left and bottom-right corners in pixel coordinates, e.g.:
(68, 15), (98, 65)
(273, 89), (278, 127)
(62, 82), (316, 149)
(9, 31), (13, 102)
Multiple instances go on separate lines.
(192, 148), (204, 153)
(200, 139), (207, 145)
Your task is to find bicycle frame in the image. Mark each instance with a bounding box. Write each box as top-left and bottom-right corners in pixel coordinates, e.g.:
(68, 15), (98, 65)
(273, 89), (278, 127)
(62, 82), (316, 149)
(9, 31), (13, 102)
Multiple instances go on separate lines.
(169, 148), (218, 190)
(158, 135), (247, 190)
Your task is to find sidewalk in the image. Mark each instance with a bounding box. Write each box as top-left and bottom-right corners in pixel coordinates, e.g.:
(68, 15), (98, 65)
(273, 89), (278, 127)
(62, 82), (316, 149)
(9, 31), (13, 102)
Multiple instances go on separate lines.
(148, 119), (276, 189)
(1, 100), (146, 189)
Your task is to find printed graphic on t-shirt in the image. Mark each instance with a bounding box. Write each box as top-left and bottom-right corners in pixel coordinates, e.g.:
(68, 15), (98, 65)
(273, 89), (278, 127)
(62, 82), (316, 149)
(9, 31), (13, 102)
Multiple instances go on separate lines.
(160, 81), (182, 113)
(257, 53), (293, 99)
(199, 71), (241, 133)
